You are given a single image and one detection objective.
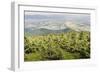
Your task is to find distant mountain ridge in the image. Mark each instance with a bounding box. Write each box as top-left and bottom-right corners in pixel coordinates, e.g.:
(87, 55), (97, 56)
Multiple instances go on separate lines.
(25, 28), (71, 36)
(25, 21), (90, 36)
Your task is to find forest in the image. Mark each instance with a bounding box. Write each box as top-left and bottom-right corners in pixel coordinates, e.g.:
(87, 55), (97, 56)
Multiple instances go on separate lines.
(24, 31), (90, 61)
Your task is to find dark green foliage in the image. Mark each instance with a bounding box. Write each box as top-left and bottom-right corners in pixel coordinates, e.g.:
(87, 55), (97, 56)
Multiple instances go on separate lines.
(24, 31), (90, 61)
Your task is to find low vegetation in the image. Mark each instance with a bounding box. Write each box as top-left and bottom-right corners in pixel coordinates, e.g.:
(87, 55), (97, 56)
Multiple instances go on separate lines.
(24, 31), (90, 61)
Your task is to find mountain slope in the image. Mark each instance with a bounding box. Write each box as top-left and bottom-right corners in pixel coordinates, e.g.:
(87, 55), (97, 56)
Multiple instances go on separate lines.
(65, 21), (90, 31)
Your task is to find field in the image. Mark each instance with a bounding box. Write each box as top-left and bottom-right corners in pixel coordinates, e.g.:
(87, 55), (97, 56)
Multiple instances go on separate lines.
(24, 31), (90, 61)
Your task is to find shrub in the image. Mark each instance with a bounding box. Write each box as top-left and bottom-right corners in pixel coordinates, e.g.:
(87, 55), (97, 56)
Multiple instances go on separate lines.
(24, 31), (90, 61)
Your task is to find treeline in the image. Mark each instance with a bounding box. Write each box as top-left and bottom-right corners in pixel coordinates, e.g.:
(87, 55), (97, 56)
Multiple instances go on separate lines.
(24, 31), (90, 61)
